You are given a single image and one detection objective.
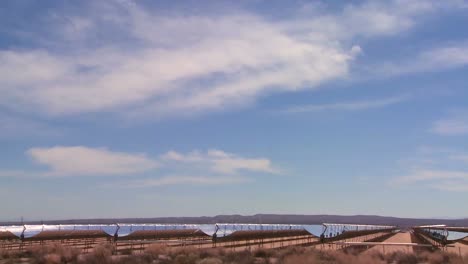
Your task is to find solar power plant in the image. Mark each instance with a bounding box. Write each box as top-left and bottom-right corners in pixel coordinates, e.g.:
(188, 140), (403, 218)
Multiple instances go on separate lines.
(24, 230), (110, 241)
(217, 229), (313, 242)
(413, 225), (468, 245)
(0, 223), (397, 239)
(0, 222), (399, 252)
(117, 229), (209, 241)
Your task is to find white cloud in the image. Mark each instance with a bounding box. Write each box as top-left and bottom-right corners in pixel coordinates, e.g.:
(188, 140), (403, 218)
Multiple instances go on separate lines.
(124, 175), (251, 188)
(393, 169), (468, 184)
(431, 110), (468, 135)
(162, 149), (278, 174)
(291, 1), (420, 41)
(1, 0), (459, 119)
(0, 12), (353, 117)
(376, 43), (468, 77)
(161, 150), (204, 162)
(282, 95), (408, 113)
(392, 169), (468, 192)
(432, 119), (468, 135)
(0, 147), (276, 188)
(27, 146), (158, 177)
(390, 144), (468, 192)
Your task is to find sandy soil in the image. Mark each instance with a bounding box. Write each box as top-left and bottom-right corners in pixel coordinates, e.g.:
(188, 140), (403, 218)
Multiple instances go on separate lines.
(310, 231), (393, 252)
(446, 242), (468, 257)
(364, 232), (414, 255)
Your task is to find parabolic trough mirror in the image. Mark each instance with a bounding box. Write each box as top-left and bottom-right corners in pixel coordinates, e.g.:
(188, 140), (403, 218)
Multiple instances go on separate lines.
(416, 226), (468, 242)
(447, 231), (468, 241)
(0, 223), (395, 239)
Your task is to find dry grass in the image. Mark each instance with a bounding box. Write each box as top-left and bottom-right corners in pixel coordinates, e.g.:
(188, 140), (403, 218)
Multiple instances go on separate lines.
(25, 243), (81, 264)
(1, 243), (467, 264)
(0, 248), (21, 260)
(144, 243), (168, 258)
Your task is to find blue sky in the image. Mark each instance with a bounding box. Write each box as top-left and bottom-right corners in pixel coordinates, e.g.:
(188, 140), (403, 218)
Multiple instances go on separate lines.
(1, 0), (468, 221)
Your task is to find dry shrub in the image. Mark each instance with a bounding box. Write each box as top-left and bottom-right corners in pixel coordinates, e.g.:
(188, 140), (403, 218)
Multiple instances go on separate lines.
(282, 253), (317, 264)
(281, 249), (389, 264)
(275, 245), (307, 260)
(120, 248), (133, 255)
(173, 253), (200, 264)
(0, 248), (21, 260)
(196, 257), (223, 264)
(3, 242), (467, 264)
(170, 246), (199, 256)
(111, 255), (152, 264)
(0, 248), (6, 259)
(420, 251), (445, 264)
(253, 248), (271, 258)
(42, 253), (61, 264)
(27, 243), (80, 264)
(168, 246), (203, 264)
(144, 243), (168, 259)
(421, 251), (465, 264)
(224, 250), (255, 264)
(80, 243), (115, 264)
(54, 245), (80, 262)
(198, 248), (222, 259)
(354, 252), (386, 264)
(212, 247), (226, 257)
(387, 251), (420, 264)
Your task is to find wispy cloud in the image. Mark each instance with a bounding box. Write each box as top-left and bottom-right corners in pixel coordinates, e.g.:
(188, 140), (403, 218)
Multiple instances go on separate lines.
(392, 169), (468, 184)
(122, 175), (252, 188)
(0, 0), (461, 119)
(27, 146), (159, 177)
(432, 120), (468, 135)
(391, 146), (468, 192)
(281, 95), (408, 113)
(431, 110), (468, 135)
(391, 169), (468, 192)
(161, 149), (279, 174)
(0, 146), (277, 187)
(375, 42), (468, 78)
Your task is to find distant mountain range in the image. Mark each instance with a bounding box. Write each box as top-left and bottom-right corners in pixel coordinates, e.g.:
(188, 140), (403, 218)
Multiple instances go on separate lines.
(2, 214), (468, 227)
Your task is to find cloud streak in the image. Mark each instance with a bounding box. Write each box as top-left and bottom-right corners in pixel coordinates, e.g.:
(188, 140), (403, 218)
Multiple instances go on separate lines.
(161, 149), (279, 174)
(123, 175), (252, 188)
(388, 143), (468, 192)
(391, 147), (468, 192)
(391, 169), (468, 192)
(0, 0), (462, 119)
(282, 95), (408, 113)
(27, 146), (159, 177)
(392, 169), (468, 184)
(374, 42), (468, 78)
(0, 146), (277, 187)
(431, 110), (468, 135)
(0, 9), (353, 117)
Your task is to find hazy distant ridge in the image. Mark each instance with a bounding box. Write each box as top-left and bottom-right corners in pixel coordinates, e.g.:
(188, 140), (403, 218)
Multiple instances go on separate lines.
(2, 214), (468, 227)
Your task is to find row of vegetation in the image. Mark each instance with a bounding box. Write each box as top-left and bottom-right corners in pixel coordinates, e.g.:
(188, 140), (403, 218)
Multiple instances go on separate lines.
(1, 243), (467, 264)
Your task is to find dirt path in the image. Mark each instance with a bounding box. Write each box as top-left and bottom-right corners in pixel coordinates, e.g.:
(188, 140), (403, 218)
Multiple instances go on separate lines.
(364, 232), (414, 255)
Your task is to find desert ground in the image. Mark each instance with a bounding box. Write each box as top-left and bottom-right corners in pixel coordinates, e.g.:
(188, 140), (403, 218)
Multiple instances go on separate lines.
(1, 228), (468, 263)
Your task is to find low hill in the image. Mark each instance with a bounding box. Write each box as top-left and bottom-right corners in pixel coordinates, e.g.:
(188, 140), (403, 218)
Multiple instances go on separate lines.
(2, 214), (468, 227)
